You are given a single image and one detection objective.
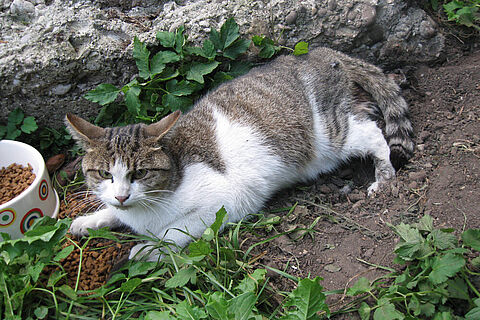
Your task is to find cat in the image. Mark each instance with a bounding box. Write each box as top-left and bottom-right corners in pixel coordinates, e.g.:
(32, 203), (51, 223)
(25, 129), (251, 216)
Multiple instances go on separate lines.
(66, 47), (414, 261)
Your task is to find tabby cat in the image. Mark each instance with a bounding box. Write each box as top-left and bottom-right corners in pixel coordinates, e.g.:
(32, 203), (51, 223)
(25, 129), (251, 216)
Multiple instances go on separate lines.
(66, 47), (414, 260)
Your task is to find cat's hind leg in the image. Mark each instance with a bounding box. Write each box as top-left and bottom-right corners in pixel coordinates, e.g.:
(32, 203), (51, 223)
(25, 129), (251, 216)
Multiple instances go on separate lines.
(344, 116), (395, 195)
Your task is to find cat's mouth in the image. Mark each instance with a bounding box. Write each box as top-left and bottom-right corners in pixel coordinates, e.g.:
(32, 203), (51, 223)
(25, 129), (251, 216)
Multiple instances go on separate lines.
(112, 204), (131, 210)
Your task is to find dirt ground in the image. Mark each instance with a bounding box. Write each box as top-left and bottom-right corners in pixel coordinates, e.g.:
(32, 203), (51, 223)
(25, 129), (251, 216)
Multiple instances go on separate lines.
(56, 33), (480, 314)
(252, 38), (480, 314)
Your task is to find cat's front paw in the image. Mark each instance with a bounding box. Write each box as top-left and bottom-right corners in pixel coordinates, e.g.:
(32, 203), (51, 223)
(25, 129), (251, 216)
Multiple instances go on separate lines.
(70, 215), (100, 237)
(70, 212), (114, 237)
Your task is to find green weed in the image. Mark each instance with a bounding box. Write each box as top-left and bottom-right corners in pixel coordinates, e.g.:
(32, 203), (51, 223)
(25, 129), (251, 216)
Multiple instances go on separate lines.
(0, 208), (330, 319)
(430, 0), (480, 30)
(85, 18), (309, 127)
(0, 108), (38, 140)
(345, 215), (480, 319)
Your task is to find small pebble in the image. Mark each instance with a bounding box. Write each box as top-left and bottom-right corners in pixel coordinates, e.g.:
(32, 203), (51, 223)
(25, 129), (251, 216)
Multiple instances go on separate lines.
(285, 11), (298, 25)
(409, 171), (427, 182)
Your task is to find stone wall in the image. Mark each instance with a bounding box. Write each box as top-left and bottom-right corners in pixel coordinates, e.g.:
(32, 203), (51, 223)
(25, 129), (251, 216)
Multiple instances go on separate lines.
(0, 0), (444, 127)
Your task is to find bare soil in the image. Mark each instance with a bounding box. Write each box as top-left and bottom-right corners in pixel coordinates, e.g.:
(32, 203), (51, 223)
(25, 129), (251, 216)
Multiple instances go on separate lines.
(255, 40), (480, 314)
(57, 36), (480, 314)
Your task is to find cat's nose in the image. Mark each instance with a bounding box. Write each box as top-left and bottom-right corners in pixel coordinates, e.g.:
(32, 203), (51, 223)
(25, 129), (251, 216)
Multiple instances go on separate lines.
(115, 195), (130, 205)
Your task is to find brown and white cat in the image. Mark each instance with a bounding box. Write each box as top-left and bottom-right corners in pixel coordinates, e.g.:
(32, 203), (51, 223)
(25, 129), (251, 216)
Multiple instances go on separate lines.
(66, 47), (413, 260)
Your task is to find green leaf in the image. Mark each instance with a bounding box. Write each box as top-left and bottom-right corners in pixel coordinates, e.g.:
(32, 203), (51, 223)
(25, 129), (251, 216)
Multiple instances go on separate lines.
(229, 292), (257, 320)
(151, 51), (181, 77)
(8, 108), (24, 125)
(282, 277), (329, 319)
(6, 126), (21, 140)
(358, 302), (371, 320)
(34, 306), (48, 319)
(176, 300), (207, 320)
(20, 116), (37, 134)
(223, 39), (251, 59)
(444, 1), (465, 20)
(0, 126), (6, 138)
(394, 223), (424, 243)
(220, 17), (240, 49)
(53, 245), (74, 262)
(119, 277), (142, 292)
(188, 239), (212, 257)
(347, 277), (373, 296)
(433, 311), (453, 320)
(133, 36), (150, 79)
(47, 270), (65, 287)
(429, 253), (465, 284)
(211, 207), (228, 235)
(162, 94), (192, 112)
(430, 229), (457, 250)
(128, 261), (157, 277)
(156, 31), (176, 48)
(125, 88), (142, 115)
(466, 306), (480, 320)
(446, 277), (470, 300)
(145, 311), (174, 320)
(202, 39), (216, 59)
(186, 61), (220, 84)
(165, 267), (197, 288)
(253, 36), (279, 58)
(155, 51), (181, 64)
(206, 292), (229, 320)
(59, 284), (77, 300)
(416, 215), (434, 232)
(209, 28), (222, 50)
(293, 41), (309, 56)
(85, 83), (120, 105)
(166, 79), (198, 96)
(373, 300), (404, 320)
(175, 25), (186, 54)
(28, 262), (45, 282)
(462, 229), (480, 251)
(202, 227), (215, 242)
(235, 269), (266, 294)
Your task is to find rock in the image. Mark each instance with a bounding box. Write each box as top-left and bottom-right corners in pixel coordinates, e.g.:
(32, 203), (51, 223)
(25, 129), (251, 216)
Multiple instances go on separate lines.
(420, 18), (437, 39)
(45, 153), (65, 174)
(10, 0), (35, 20)
(318, 184), (332, 194)
(363, 248), (374, 259)
(324, 263), (342, 273)
(349, 191), (366, 202)
(409, 170), (427, 182)
(408, 181), (418, 189)
(285, 11), (298, 25)
(0, 0), (446, 128)
(352, 200), (365, 209)
(51, 83), (72, 96)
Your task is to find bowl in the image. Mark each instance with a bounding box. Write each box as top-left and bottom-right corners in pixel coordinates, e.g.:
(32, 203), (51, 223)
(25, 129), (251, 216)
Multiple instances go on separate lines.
(0, 140), (59, 239)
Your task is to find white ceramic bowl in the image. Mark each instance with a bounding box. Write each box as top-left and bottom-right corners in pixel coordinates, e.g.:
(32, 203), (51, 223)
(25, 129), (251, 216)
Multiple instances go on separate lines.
(0, 140), (59, 239)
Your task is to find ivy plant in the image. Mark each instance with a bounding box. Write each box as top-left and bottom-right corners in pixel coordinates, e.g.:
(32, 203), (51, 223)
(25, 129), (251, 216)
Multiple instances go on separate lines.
(0, 108), (38, 140)
(85, 18), (254, 126)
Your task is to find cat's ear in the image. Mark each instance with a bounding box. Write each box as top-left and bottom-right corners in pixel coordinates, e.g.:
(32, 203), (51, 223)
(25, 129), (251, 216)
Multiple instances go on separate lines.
(145, 110), (181, 140)
(65, 114), (105, 148)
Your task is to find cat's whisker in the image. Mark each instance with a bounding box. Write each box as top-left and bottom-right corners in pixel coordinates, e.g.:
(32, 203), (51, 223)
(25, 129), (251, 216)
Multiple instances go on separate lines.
(143, 189), (174, 195)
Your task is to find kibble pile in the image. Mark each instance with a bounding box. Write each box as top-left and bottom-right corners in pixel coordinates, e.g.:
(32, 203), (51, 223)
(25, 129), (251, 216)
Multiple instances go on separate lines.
(53, 193), (134, 291)
(0, 163), (36, 205)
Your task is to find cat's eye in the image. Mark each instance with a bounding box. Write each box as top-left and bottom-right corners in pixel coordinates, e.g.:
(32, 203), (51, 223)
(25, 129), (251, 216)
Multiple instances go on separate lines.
(98, 170), (113, 179)
(132, 169), (147, 180)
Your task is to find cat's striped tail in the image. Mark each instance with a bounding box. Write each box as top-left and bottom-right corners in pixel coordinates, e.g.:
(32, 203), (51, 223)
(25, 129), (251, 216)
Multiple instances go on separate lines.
(343, 57), (414, 169)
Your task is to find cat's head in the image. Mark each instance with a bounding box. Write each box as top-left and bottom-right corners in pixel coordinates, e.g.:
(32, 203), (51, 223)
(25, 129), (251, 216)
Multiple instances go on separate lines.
(65, 112), (181, 210)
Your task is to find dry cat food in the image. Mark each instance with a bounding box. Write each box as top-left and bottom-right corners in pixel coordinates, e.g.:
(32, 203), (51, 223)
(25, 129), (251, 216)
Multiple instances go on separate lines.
(0, 163), (36, 205)
(49, 192), (134, 291)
